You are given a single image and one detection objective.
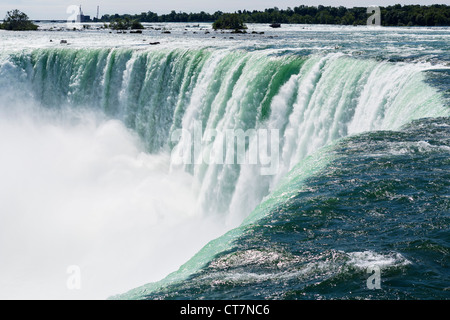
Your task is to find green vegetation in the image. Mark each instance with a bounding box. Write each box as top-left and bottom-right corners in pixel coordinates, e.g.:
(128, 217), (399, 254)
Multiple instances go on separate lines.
(100, 11), (222, 24)
(212, 13), (246, 30)
(0, 9), (38, 31)
(99, 4), (450, 27)
(109, 18), (144, 30)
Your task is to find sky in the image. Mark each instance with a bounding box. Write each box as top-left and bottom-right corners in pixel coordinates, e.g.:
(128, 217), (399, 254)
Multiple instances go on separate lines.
(0, 0), (448, 20)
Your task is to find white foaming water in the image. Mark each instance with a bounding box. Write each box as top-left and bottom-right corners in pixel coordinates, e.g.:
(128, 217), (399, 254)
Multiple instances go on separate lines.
(347, 251), (411, 269)
(0, 105), (227, 299)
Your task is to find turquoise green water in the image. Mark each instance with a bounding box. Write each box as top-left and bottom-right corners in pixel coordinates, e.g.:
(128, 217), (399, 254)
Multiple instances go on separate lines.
(122, 117), (450, 299)
(0, 25), (448, 299)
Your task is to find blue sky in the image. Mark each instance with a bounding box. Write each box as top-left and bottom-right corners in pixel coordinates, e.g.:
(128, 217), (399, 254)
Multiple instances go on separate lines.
(0, 0), (448, 19)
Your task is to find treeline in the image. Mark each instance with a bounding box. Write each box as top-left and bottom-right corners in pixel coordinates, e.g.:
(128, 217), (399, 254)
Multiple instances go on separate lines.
(98, 4), (450, 26)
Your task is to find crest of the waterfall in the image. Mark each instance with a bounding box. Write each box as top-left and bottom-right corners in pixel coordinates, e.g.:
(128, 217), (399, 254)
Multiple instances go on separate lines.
(217, 53), (447, 226)
(270, 54), (332, 188)
(1, 48), (447, 230)
(169, 51), (284, 222)
(162, 50), (448, 228)
(348, 61), (448, 133)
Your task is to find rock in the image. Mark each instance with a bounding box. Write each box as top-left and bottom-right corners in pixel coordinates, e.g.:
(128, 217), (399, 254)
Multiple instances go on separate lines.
(60, 40), (68, 44)
(149, 42), (160, 45)
(270, 23), (281, 28)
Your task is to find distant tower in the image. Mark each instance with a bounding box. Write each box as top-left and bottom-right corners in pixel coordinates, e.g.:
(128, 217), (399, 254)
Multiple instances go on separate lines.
(76, 5), (83, 23)
(97, 6), (100, 20)
(75, 5), (91, 23)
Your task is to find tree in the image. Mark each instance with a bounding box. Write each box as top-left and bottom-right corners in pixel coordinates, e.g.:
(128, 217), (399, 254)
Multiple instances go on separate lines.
(1, 9), (38, 31)
(212, 13), (246, 30)
(109, 18), (143, 30)
(316, 10), (335, 24)
(131, 19), (144, 29)
(109, 18), (128, 30)
(341, 12), (355, 25)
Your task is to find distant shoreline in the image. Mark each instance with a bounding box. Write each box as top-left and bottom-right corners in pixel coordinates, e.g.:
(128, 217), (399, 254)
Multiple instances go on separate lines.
(11, 4), (450, 27)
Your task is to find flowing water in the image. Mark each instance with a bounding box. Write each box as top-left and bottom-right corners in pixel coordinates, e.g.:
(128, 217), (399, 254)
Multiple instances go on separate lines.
(0, 23), (448, 299)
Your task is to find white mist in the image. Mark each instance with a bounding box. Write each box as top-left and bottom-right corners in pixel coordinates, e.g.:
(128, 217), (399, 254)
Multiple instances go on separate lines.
(0, 105), (226, 299)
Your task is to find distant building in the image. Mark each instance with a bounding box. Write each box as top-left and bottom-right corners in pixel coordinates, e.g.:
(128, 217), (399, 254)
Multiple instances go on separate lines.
(76, 6), (91, 23)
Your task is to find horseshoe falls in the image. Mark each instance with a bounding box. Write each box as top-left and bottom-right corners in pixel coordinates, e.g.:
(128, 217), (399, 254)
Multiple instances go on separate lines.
(0, 24), (448, 300)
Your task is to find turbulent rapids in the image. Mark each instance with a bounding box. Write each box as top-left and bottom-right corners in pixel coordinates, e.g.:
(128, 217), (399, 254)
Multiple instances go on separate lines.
(0, 27), (449, 299)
